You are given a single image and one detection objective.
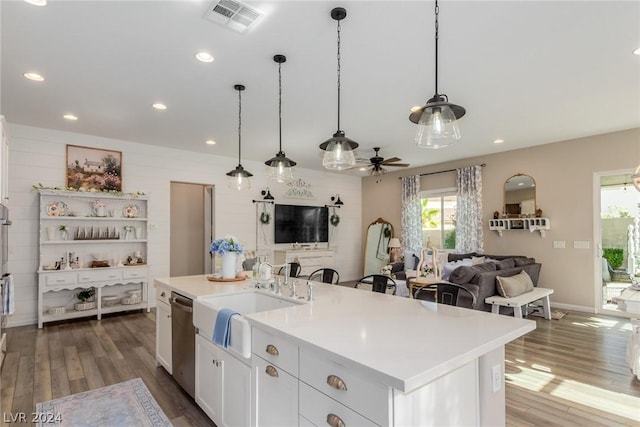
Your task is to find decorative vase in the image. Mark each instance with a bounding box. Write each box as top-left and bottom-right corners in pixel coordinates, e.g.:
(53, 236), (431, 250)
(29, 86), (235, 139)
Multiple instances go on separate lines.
(221, 252), (238, 279)
(95, 206), (105, 217)
(47, 226), (56, 241)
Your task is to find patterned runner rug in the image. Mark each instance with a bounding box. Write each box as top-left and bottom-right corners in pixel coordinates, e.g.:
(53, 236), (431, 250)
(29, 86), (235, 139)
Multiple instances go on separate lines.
(35, 378), (172, 426)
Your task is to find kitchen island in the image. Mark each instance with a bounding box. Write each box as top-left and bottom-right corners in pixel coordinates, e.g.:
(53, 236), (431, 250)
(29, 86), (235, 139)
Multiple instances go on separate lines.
(155, 275), (535, 426)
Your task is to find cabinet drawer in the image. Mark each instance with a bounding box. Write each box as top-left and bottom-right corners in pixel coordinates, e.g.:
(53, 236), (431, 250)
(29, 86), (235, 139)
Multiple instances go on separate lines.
(252, 327), (298, 375)
(156, 285), (171, 305)
(252, 355), (298, 426)
(299, 382), (379, 427)
(44, 272), (78, 287)
(299, 348), (389, 426)
(78, 270), (122, 283)
(123, 268), (146, 280)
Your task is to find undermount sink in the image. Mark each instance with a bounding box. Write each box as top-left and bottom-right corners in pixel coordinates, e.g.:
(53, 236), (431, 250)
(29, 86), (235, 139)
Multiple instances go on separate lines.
(193, 290), (304, 359)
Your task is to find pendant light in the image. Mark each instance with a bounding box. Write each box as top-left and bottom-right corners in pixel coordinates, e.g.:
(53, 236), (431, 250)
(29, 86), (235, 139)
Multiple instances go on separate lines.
(265, 54), (296, 182)
(409, 0), (466, 149)
(319, 7), (359, 170)
(226, 84), (253, 190)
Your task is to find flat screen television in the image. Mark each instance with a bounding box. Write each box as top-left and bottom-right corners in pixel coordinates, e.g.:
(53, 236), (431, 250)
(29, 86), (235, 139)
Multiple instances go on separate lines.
(274, 204), (329, 244)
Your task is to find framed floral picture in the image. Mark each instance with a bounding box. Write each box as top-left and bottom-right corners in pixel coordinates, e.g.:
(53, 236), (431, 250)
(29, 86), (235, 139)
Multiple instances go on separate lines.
(66, 145), (122, 191)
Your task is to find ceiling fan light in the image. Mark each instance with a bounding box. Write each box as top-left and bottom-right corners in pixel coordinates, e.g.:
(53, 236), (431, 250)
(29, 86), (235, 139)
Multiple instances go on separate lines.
(632, 165), (640, 192)
(415, 103), (462, 148)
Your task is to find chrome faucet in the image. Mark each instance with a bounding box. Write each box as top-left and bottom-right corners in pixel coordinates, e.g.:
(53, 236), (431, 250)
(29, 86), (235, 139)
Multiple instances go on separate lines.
(306, 281), (314, 301)
(258, 261), (289, 292)
(284, 279), (297, 298)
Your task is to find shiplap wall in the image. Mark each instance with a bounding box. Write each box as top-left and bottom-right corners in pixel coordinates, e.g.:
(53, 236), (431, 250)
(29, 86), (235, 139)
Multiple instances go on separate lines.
(7, 123), (362, 327)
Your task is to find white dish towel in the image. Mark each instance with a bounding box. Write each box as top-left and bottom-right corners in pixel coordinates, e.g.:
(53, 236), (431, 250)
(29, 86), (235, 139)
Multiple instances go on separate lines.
(2, 274), (14, 315)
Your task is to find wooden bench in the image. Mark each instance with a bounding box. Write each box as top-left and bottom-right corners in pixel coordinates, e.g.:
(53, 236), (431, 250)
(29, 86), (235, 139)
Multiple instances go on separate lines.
(485, 287), (554, 319)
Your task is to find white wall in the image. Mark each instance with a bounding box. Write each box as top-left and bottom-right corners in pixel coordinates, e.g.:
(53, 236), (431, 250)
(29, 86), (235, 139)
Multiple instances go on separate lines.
(7, 123), (362, 327)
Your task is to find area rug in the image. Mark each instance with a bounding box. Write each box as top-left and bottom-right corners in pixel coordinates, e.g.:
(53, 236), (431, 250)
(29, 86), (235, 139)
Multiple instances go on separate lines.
(35, 378), (172, 427)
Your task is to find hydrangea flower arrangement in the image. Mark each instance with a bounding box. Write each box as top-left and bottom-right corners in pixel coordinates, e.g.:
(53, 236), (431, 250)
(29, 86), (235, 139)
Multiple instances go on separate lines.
(210, 236), (243, 255)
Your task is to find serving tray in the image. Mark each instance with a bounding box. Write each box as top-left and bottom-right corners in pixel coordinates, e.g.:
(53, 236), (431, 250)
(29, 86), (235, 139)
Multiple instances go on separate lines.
(206, 276), (246, 282)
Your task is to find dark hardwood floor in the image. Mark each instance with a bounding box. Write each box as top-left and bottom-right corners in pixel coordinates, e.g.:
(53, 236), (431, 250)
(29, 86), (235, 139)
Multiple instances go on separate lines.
(1, 309), (639, 426)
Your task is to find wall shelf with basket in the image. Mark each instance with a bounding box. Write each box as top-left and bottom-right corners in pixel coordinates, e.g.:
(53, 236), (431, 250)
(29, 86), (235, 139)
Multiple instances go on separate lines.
(37, 189), (150, 328)
(488, 217), (551, 237)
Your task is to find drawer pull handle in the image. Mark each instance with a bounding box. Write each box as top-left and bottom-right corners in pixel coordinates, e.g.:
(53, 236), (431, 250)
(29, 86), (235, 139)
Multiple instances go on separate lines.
(327, 375), (347, 391)
(326, 413), (345, 427)
(265, 344), (279, 356)
(55, 279), (66, 283)
(265, 365), (279, 377)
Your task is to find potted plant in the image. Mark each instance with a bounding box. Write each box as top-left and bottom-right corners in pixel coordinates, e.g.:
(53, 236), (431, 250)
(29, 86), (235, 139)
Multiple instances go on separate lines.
(75, 288), (96, 311)
(59, 224), (69, 240)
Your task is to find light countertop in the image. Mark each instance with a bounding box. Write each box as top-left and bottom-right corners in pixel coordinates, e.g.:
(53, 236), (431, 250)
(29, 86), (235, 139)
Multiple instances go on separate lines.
(155, 275), (535, 393)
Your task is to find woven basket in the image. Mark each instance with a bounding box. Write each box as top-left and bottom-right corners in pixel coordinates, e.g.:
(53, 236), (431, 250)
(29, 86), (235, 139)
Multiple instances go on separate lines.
(49, 306), (66, 316)
(121, 296), (141, 305)
(75, 301), (96, 311)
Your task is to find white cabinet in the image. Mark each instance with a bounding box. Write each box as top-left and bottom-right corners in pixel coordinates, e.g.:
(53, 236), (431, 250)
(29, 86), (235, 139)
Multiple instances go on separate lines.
(155, 284), (172, 373)
(274, 249), (334, 277)
(195, 334), (251, 427)
(251, 328), (299, 427)
(0, 116), (10, 206)
(37, 189), (149, 328)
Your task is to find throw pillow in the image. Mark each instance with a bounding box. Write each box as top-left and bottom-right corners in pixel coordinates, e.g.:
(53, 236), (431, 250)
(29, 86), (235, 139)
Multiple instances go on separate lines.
(441, 258), (473, 280)
(403, 250), (420, 270)
(496, 270), (534, 298)
(448, 252), (477, 262)
(514, 257), (535, 266)
(471, 256), (486, 265)
(495, 258), (516, 270)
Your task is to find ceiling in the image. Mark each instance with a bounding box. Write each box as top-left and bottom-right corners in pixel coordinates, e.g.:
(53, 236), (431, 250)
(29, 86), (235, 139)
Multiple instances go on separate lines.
(2, 0), (639, 176)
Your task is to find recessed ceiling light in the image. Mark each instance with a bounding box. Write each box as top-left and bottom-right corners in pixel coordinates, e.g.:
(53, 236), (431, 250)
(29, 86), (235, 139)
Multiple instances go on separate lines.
(152, 103), (167, 110)
(24, 72), (44, 82)
(410, 105), (421, 113)
(493, 139), (504, 144)
(195, 52), (214, 63)
(24, 0), (47, 6)
(63, 114), (78, 121)
(205, 139), (216, 145)
(634, 48), (640, 55)
(359, 167), (367, 171)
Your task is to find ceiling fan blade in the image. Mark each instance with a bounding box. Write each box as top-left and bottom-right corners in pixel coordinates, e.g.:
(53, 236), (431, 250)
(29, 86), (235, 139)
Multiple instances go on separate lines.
(386, 163), (410, 167)
(381, 157), (401, 164)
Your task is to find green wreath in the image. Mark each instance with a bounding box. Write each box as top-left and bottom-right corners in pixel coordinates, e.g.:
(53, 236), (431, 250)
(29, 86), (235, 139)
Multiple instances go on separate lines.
(260, 212), (271, 225)
(330, 213), (340, 227)
(383, 226), (391, 238)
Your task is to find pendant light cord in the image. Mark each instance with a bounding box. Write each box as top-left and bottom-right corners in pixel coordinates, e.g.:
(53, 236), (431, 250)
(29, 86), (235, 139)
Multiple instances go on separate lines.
(336, 18), (342, 131)
(434, 0), (439, 96)
(278, 61), (283, 152)
(237, 88), (242, 165)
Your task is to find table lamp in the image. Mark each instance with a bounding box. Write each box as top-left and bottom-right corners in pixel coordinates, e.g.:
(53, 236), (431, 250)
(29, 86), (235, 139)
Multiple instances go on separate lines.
(388, 238), (402, 263)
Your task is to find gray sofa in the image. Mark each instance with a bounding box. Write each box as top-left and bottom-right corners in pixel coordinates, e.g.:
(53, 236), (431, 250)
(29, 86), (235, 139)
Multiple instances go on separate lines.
(445, 252), (542, 312)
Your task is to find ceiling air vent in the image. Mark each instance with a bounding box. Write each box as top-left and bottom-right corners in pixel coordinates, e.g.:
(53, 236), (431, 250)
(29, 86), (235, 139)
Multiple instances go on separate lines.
(204, 0), (263, 33)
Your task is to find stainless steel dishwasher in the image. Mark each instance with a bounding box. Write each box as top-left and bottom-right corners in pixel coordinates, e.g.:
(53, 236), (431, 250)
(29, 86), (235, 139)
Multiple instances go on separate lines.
(171, 291), (195, 398)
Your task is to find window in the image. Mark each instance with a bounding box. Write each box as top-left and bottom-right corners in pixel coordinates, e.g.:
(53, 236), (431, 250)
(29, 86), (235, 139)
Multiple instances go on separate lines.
(421, 189), (457, 250)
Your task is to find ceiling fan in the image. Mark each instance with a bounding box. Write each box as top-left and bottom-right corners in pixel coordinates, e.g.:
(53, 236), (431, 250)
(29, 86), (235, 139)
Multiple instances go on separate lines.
(357, 147), (410, 177)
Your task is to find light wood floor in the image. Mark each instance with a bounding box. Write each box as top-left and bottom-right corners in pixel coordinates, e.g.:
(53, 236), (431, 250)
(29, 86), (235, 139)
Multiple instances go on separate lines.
(1, 310), (639, 426)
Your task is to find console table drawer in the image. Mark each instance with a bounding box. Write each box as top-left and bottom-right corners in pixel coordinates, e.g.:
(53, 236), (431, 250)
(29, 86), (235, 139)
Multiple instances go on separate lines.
(78, 270), (122, 283)
(44, 273), (78, 287)
(123, 268), (146, 280)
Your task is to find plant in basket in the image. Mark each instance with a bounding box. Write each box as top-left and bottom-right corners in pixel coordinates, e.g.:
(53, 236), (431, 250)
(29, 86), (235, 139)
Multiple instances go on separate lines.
(75, 288), (96, 311)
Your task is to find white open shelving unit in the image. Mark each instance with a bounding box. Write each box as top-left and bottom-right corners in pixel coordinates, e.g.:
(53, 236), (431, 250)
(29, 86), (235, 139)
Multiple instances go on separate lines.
(488, 217), (551, 237)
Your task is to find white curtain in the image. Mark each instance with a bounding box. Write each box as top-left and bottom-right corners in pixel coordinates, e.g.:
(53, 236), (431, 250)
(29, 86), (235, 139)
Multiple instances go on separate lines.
(401, 175), (422, 252)
(456, 165), (484, 253)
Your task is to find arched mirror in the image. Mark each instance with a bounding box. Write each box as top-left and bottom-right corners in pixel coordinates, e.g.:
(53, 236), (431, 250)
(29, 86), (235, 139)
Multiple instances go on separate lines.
(504, 174), (536, 217)
(363, 218), (393, 276)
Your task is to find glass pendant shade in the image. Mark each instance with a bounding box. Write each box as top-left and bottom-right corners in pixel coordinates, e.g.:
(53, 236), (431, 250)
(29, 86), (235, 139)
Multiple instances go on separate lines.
(265, 151), (295, 183)
(415, 103), (462, 148)
(226, 165), (252, 191)
(321, 133), (357, 170)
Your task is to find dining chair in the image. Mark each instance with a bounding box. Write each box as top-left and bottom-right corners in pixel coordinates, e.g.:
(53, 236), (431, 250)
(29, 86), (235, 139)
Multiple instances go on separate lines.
(307, 268), (340, 284)
(277, 262), (301, 278)
(414, 282), (477, 309)
(356, 274), (397, 295)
